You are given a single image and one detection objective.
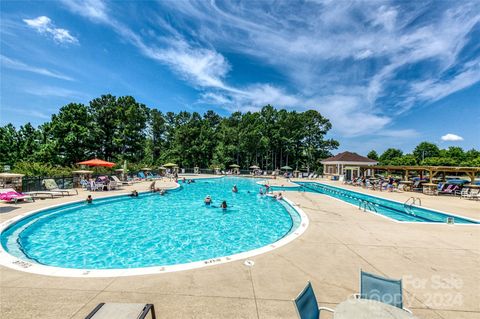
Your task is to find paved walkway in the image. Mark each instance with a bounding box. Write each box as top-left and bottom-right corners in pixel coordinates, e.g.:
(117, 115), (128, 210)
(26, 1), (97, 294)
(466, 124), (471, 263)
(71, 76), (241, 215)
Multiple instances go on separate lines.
(0, 176), (479, 318)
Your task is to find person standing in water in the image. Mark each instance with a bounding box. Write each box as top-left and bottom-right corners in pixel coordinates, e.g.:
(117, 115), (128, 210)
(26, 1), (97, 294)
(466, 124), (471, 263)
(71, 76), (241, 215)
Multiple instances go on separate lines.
(232, 185), (238, 193)
(220, 200), (228, 210)
(86, 195), (93, 204)
(204, 195), (212, 205)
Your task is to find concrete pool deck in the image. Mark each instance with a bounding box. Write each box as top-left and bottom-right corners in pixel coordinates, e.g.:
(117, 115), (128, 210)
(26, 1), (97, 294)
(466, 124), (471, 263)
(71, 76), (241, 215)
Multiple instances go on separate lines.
(0, 175), (479, 318)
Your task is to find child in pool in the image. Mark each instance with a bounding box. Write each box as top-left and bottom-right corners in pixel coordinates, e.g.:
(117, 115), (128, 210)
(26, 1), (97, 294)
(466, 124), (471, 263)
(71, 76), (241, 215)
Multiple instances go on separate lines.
(86, 195), (93, 204)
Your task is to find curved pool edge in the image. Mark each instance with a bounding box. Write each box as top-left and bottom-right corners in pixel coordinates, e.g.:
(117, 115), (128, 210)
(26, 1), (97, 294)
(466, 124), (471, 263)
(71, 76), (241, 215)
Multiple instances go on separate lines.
(0, 191), (309, 278)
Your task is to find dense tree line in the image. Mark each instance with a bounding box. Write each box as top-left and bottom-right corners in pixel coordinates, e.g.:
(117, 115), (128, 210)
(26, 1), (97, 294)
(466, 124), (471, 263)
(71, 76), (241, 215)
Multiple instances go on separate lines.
(0, 94), (340, 173)
(367, 142), (480, 167)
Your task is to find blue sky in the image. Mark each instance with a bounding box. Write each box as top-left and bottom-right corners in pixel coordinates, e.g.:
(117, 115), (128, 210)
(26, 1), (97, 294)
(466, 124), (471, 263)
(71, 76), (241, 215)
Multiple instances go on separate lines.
(1, 0), (479, 154)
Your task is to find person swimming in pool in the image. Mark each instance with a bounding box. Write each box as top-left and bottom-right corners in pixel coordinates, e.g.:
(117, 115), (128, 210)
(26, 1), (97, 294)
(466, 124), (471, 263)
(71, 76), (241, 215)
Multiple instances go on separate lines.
(232, 185), (238, 193)
(159, 189), (166, 196)
(204, 195), (212, 205)
(86, 195), (93, 204)
(130, 190), (139, 197)
(220, 200), (227, 210)
(277, 192), (283, 200)
(259, 188), (264, 195)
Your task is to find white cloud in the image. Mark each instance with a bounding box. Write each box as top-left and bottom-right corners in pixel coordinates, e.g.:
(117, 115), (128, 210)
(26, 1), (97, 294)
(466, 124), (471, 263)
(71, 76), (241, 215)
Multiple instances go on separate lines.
(441, 133), (464, 141)
(141, 41), (231, 89)
(411, 59), (480, 103)
(0, 55), (73, 81)
(61, 0), (480, 138)
(60, 0), (109, 22)
(24, 85), (85, 99)
(23, 16), (78, 44)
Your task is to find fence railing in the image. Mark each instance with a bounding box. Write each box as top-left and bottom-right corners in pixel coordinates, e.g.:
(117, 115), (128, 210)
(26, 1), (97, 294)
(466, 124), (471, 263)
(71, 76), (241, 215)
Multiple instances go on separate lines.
(20, 168), (313, 191)
(22, 176), (74, 192)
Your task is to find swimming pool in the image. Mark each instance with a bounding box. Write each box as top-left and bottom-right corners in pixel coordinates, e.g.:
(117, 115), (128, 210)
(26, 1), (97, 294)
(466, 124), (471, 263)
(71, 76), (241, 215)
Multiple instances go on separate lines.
(0, 177), (306, 276)
(292, 182), (479, 224)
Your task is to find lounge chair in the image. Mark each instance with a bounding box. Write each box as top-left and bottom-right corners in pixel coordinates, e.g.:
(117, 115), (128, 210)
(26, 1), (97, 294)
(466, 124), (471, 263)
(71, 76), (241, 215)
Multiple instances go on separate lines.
(413, 181), (426, 192)
(439, 184), (456, 195)
(85, 303), (156, 319)
(0, 188), (34, 203)
(355, 270), (412, 313)
(111, 175), (133, 186)
(42, 179), (78, 196)
(459, 188), (470, 199)
(25, 190), (63, 199)
(465, 188), (479, 200)
(93, 182), (105, 191)
(137, 172), (146, 180)
(294, 281), (334, 319)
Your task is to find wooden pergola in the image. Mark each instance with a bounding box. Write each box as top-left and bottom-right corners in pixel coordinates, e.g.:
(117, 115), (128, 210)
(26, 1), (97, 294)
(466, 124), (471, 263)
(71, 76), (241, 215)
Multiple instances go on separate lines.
(358, 165), (480, 183)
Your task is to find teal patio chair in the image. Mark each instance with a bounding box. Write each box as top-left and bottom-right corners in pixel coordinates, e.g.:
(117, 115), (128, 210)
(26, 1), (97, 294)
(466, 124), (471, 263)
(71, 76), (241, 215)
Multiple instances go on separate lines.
(294, 281), (334, 319)
(357, 270), (412, 313)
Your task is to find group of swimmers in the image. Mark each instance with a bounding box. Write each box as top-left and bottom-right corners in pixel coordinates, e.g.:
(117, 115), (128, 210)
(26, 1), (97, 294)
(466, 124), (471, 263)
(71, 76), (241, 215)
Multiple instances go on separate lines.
(204, 195), (228, 210)
(182, 177), (196, 184)
(86, 182), (283, 205)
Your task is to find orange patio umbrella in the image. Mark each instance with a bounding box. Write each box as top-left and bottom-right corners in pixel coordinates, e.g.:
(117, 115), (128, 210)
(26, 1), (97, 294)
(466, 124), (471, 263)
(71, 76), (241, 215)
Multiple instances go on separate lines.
(77, 158), (115, 168)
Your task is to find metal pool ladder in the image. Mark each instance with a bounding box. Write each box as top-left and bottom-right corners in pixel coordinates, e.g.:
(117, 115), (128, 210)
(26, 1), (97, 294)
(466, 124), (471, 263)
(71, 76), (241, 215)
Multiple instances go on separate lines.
(403, 197), (421, 215)
(358, 199), (377, 212)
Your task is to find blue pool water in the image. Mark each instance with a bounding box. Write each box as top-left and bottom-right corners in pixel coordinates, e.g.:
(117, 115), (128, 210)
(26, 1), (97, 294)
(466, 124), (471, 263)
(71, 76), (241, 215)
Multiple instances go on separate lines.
(290, 182), (478, 224)
(1, 177), (300, 269)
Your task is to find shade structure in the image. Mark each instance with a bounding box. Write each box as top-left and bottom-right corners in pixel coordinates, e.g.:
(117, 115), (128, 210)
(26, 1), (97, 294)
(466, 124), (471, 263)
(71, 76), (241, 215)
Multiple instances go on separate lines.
(249, 165), (260, 169)
(163, 163), (177, 168)
(158, 166), (166, 170)
(229, 164), (240, 168)
(77, 158), (115, 168)
(281, 165), (293, 170)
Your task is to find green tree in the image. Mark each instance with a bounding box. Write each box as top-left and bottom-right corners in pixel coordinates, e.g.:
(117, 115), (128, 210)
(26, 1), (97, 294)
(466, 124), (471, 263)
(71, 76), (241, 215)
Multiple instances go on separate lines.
(0, 124), (19, 166)
(17, 123), (42, 161)
(115, 96), (149, 162)
(389, 154), (417, 165)
(379, 148), (403, 164)
(367, 150), (379, 160)
(48, 103), (93, 165)
(413, 142), (440, 164)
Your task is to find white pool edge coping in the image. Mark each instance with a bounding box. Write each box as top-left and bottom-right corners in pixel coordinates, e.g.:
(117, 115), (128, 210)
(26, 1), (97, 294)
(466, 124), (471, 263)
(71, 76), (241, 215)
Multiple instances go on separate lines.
(0, 187), (309, 278)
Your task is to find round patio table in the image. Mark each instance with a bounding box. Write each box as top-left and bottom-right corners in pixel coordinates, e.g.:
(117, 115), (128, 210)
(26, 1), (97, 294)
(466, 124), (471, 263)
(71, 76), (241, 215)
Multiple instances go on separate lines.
(334, 299), (414, 319)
